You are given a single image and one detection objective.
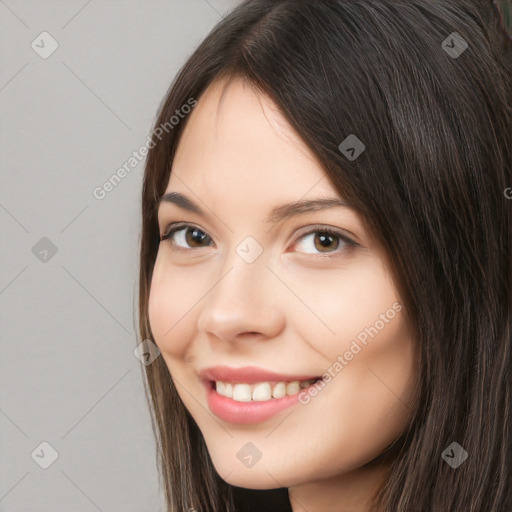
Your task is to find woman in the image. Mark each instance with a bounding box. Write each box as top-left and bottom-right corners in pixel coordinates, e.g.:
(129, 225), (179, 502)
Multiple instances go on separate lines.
(138, 1), (511, 510)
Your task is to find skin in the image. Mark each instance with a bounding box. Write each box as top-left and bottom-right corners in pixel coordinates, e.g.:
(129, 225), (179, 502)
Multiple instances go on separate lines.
(148, 76), (418, 512)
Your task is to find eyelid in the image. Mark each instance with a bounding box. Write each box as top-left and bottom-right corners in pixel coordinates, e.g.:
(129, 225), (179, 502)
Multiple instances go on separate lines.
(293, 224), (358, 247)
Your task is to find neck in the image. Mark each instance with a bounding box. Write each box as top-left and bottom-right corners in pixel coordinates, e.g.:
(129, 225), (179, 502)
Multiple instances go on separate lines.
(288, 459), (390, 512)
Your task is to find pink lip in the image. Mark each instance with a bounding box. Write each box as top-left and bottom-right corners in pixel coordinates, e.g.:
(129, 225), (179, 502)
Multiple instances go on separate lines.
(199, 366), (322, 424)
(199, 365), (320, 384)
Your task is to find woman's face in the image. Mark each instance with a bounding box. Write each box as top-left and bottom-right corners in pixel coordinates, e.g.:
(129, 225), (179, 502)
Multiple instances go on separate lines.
(148, 76), (417, 490)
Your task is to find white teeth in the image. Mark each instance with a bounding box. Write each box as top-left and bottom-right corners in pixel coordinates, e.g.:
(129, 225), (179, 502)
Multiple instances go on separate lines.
(214, 378), (318, 402)
(286, 381), (300, 395)
(232, 383), (252, 402)
(215, 381), (225, 396)
(215, 381), (233, 398)
(252, 382), (272, 401)
(272, 382), (286, 399)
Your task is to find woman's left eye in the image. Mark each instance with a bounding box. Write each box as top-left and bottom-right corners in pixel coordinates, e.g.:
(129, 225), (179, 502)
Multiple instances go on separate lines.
(293, 227), (358, 256)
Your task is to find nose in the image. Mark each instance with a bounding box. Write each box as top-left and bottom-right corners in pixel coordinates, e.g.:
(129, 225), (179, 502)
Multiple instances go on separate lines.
(196, 256), (286, 343)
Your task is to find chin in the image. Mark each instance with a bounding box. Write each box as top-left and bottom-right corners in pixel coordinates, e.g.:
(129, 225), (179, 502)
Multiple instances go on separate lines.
(221, 470), (286, 490)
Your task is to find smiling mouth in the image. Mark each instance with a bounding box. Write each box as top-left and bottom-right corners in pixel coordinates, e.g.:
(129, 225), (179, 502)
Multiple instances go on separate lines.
(208, 377), (323, 402)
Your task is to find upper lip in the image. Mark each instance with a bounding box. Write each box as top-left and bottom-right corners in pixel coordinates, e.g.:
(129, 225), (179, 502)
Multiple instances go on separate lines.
(199, 365), (321, 384)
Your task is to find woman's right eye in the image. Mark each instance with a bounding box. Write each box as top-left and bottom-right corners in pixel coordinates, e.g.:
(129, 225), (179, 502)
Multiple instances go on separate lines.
(160, 223), (214, 250)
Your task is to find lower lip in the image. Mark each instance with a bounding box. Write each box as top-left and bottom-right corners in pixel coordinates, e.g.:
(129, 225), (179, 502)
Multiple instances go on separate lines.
(204, 380), (316, 424)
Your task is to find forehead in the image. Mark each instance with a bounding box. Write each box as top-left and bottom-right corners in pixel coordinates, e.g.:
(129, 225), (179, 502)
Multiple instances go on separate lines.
(167, 76), (334, 201)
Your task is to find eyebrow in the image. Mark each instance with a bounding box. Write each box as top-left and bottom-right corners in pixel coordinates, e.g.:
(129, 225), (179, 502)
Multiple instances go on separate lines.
(158, 191), (347, 226)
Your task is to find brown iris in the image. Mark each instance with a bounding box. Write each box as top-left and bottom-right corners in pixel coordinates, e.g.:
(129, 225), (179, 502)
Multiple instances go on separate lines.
(313, 232), (340, 252)
(184, 227), (211, 247)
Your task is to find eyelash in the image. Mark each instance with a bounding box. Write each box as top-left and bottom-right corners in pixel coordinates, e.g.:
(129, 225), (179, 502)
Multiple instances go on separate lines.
(160, 222), (359, 257)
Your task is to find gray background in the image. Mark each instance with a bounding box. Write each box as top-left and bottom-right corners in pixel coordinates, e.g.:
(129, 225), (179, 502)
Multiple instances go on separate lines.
(0, 1), (241, 510)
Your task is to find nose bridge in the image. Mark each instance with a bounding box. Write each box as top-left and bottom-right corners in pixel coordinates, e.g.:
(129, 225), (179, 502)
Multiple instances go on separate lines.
(215, 233), (271, 302)
(197, 246), (285, 340)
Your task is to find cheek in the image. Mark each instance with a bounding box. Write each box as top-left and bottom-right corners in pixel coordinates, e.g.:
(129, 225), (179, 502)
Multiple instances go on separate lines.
(147, 252), (201, 357)
(287, 254), (402, 350)
(291, 255), (416, 444)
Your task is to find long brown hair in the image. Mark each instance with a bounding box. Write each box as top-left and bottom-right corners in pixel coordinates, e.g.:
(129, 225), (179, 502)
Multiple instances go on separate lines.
(138, 1), (512, 510)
